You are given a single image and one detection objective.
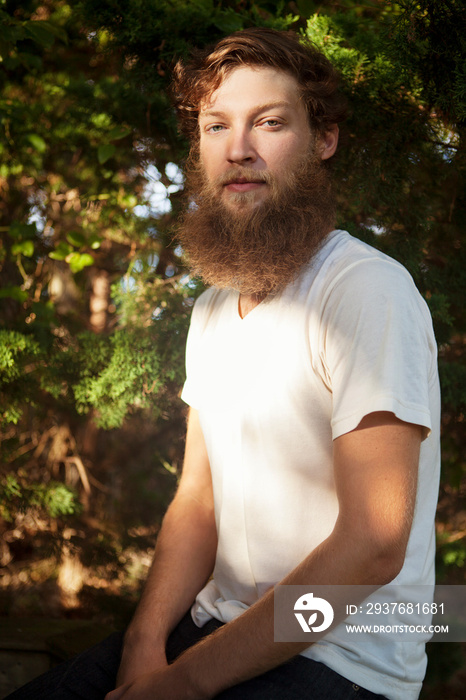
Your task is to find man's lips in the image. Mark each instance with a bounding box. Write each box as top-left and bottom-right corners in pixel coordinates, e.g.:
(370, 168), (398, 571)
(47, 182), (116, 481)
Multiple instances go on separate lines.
(223, 179), (266, 193)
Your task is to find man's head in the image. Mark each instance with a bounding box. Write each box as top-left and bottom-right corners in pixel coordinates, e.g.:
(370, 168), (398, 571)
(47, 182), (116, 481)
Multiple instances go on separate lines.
(173, 28), (347, 295)
(173, 27), (347, 145)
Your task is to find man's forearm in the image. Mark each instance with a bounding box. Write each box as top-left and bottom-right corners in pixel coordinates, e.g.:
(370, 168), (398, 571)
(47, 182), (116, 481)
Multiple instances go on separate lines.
(116, 407), (217, 690)
(173, 522), (398, 699)
(125, 493), (217, 648)
(106, 525), (400, 700)
(124, 408), (217, 653)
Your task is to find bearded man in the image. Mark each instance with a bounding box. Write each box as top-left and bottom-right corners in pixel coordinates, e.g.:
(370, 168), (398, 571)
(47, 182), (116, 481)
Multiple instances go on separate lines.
(6, 27), (440, 700)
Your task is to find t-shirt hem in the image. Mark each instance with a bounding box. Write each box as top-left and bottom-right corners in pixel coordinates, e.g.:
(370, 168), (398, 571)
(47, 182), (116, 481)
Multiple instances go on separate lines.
(331, 397), (432, 441)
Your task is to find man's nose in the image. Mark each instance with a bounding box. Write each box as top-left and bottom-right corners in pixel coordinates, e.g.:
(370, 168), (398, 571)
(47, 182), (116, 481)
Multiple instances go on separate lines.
(226, 127), (257, 165)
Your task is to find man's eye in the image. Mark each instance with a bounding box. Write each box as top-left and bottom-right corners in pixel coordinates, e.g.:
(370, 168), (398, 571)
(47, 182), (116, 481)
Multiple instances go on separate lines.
(261, 119), (281, 127)
(208, 124), (224, 133)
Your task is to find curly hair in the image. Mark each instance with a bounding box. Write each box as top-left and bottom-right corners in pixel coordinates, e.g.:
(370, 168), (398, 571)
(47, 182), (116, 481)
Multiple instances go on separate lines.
(172, 27), (347, 142)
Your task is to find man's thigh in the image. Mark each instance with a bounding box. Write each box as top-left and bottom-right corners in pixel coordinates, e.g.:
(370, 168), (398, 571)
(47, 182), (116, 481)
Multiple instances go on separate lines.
(170, 616), (387, 700)
(215, 656), (388, 700)
(3, 613), (216, 699)
(4, 614), (387, 700)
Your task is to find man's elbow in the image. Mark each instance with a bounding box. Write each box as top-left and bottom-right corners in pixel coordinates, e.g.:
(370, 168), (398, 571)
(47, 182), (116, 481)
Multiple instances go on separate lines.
(364, 536), (409, 585)
(371, 552), (405, 585)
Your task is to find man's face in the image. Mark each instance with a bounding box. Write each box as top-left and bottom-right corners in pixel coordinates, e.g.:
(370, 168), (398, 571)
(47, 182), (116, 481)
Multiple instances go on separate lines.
(178, 64), (338, 296)
(198, 66), (313, 209)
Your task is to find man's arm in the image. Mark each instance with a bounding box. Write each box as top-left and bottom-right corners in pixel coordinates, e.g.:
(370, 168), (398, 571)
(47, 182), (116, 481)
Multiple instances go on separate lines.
(108, 411), (421, 700)
(116, 407), (217, 687)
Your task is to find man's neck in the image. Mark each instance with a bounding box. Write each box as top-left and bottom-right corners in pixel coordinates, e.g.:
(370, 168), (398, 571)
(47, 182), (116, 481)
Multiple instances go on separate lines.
(238, 293), (266, 319)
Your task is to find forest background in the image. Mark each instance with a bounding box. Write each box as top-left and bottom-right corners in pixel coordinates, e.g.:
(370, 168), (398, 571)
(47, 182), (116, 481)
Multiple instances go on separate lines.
(0, 0), (465, 697)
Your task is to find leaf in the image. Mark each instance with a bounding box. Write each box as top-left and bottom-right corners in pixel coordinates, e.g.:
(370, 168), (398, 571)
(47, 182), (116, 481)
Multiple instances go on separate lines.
(24, 21), (56, 48)
(27, 134), (46, 153)
(38, 21), (68, 45)
(66, 230), (86, 248)
(88, 235), (102, 250)
(108, 127), (132, 141)
(0, 286), (28, 303)
(11, 240), (34, 257)
(0, 22), (23, 44)
(213, 9), (245, 34)
(9, 222), (37, 239)
(67, 252), (94, 273)
(1, 475), (21, 499)
(43, 483), (78, 518)
(98, 144), (116, 164)
(49, 241), (73, 260)
(87, 193), (111, 201)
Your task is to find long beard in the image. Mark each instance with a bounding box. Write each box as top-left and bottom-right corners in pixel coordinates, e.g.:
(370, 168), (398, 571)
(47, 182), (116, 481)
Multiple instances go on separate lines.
(177, 147), (336, 296)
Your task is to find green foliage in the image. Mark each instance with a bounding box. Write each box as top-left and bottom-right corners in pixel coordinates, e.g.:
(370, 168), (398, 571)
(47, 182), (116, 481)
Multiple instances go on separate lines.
(0, 474), (80, 521)
(69, 271), (195, 427)
(39, 481), (80, 518)
(0, 330), (42, 424)
(0, 1), (464, 618)
(73, 327), (163, 428)
(442, 543), (466, 569)
(0, 330), (40, 378)
(389, 0), (466, 125)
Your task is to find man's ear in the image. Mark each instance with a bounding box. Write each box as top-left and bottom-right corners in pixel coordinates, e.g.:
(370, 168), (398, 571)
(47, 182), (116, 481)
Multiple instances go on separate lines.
(319, 125), (339, 161)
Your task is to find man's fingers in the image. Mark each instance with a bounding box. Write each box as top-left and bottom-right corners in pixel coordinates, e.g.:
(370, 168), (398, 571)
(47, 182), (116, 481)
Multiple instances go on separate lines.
(105, 686), (127, 700)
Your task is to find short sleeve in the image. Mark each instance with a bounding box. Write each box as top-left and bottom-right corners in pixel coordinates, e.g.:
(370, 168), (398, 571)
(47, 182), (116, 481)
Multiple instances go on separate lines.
(319, 258), (437, 440)
(181, 296), (205, 409)
(180, 287), (222, 409)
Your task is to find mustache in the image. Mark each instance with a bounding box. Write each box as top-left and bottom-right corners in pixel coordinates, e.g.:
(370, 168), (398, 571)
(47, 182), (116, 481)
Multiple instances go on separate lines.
(215, 167), (274, 187)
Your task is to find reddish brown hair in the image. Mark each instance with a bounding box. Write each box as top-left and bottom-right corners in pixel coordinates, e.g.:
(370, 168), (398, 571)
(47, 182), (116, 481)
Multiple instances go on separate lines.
(172, 27), (347, 141)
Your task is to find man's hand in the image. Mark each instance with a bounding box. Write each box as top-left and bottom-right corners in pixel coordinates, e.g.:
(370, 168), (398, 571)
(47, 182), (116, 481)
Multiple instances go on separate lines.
(106, 664), (199, 700)
(115, 637), (168, 688)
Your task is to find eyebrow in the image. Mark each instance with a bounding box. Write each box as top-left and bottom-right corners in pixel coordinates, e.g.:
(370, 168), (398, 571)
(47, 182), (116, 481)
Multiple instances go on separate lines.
(199, 100), (293, 119)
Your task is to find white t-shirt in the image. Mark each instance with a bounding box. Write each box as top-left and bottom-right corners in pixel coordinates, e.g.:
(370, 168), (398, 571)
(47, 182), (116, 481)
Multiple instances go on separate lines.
(181, 230), (441, 700)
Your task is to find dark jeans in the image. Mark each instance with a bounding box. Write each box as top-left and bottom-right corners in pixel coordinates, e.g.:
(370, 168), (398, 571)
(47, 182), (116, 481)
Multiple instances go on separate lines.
(4, 613), (387, 699)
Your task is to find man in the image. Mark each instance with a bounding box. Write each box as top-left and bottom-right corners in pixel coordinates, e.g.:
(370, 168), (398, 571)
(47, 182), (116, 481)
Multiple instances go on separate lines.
(7, 27), (440, 700)
(107, 27), (440, 700)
